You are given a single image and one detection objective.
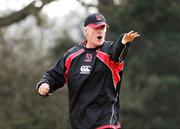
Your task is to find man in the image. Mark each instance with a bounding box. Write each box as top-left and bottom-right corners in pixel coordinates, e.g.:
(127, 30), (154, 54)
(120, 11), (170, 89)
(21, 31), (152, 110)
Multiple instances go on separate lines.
(36, 13), (140, 129)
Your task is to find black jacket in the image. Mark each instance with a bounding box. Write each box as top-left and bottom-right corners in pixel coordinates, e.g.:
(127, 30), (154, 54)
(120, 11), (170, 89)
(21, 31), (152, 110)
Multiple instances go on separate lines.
(36, 34), (130, 129)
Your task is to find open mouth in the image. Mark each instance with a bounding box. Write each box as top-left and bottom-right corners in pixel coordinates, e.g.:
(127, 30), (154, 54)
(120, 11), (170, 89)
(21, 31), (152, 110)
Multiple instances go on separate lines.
(97, 36), (102, 39)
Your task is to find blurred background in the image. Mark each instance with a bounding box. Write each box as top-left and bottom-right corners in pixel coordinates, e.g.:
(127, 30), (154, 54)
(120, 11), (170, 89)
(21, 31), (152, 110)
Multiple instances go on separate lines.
(0, 0), (180, 129)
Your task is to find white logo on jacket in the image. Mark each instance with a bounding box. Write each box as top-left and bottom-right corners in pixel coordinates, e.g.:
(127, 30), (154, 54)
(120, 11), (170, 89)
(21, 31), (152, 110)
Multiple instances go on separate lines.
(80, 65), (91, 74)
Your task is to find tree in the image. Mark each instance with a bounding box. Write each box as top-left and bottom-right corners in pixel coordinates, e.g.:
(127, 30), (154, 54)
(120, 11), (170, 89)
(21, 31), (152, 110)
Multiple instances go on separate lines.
(97, 0), (180, 128)
(0, 0), (56, 28)
(0, 1), (76, 128)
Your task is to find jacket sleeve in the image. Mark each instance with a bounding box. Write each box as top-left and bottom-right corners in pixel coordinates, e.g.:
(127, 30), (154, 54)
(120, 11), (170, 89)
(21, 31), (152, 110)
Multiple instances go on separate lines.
(110, 34), (131, 62)
(36, 56), (66, 95)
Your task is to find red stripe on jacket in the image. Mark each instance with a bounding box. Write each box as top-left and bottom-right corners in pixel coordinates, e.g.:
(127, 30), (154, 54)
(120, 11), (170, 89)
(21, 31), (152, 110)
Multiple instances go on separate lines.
(96, 124), (121, 129)
(96, 50), (124, 89)
(65, 49), (84, 81)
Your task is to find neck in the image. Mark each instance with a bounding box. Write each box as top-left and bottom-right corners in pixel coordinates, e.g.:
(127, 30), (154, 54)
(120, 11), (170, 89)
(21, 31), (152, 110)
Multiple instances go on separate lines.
(85, 42), (97, 48)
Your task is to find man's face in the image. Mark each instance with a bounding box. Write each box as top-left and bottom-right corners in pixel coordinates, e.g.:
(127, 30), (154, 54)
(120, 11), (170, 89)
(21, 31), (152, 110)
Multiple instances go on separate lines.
(84, 25), (107, 48)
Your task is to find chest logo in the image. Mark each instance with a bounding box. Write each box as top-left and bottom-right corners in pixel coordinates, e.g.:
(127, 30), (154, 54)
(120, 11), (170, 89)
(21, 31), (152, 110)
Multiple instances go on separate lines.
(84, 53), (92, 62)
(80, 65), (91, 74)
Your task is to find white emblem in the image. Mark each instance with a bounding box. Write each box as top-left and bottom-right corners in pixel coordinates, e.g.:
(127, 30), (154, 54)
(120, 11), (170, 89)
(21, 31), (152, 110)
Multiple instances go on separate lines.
(84, 53), (92, 62)
(80, 65), (91, 74)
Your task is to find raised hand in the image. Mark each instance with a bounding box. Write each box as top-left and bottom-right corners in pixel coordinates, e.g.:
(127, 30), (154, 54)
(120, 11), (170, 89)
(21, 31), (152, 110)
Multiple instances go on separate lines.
(122, 30), (140, 44)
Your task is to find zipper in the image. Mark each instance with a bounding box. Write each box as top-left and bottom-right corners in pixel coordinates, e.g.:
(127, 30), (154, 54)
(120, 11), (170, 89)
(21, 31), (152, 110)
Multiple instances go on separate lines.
(110, 94), (120, 125)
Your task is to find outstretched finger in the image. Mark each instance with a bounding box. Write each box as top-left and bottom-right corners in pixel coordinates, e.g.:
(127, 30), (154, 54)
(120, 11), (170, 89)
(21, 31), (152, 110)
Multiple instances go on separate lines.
(133, 34), (140, 38)
(127, 30), (134, 35)
(132, 31), (140, 34)
(131, 32), (140, 36)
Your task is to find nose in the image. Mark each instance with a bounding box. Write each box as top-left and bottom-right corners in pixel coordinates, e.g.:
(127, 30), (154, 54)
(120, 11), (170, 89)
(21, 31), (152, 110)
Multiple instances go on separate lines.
(96, 28), (104, 34)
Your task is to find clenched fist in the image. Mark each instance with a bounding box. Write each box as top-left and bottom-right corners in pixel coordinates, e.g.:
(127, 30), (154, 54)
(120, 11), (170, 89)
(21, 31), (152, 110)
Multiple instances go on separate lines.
(38, 83), (50, 96)
(122, 30), (140, 44)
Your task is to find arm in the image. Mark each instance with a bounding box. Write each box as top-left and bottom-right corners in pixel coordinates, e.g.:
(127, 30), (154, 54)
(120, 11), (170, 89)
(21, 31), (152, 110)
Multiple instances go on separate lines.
(36, 57), (66, 96)
(110, 30), (140, 61)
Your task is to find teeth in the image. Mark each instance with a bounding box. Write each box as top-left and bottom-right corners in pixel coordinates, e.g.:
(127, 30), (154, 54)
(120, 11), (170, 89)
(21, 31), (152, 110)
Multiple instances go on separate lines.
(97, 36), (102, 39)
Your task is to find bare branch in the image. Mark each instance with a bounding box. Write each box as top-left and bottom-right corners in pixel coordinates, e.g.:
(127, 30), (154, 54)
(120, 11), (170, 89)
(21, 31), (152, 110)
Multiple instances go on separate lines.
(76, 0), (97, 8)
(0, 0), (56, 28)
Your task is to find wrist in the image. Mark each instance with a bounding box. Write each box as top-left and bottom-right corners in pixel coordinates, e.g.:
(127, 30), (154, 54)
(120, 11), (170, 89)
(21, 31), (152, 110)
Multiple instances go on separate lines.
(121, 39), (127, 44)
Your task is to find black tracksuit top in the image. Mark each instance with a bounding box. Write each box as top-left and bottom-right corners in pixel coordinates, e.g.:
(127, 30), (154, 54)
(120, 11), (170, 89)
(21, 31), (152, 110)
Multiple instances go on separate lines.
(37, 34), (130, 129)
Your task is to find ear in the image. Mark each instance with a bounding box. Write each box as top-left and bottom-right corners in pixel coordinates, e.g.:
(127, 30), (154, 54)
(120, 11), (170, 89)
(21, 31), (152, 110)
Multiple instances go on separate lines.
(83, 27), (88, 37)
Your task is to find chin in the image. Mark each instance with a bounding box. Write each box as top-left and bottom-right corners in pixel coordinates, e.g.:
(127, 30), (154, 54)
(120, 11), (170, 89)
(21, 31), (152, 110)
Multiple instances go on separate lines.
(97, 41), (104, 45)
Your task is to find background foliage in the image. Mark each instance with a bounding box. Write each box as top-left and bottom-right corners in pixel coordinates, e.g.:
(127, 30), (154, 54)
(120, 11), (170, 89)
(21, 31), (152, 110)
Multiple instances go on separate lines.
(0, 0), (179, 129)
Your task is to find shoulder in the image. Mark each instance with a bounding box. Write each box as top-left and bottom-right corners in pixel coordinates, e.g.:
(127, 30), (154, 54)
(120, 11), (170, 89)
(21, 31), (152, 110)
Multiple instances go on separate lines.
(64, 44), (84, 59)
(100, 41), (114, 52)
(103, 41), (114, 47)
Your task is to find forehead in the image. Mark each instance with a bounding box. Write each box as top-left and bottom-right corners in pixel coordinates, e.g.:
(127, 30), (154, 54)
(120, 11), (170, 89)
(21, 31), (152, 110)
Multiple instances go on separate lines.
(95, 25), (106, 29)
(86, 25), (106, 30)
